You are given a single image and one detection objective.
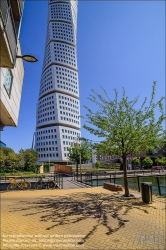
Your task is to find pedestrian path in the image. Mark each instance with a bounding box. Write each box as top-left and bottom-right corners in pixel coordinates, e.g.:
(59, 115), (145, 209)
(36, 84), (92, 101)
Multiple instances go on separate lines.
(63, 177), (91, 189)
(1, 187), (165, 250)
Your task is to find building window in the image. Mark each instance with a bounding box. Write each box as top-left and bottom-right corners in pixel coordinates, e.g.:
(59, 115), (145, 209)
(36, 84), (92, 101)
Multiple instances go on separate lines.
(4, 69), (13, 96)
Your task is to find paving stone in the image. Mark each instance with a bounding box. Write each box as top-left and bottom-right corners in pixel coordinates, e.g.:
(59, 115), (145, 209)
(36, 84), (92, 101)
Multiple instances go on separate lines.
(1, 187), (165, 250)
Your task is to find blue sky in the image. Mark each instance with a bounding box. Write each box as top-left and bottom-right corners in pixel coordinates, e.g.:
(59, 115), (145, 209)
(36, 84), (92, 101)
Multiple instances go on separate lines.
(2, 0), (165, 152)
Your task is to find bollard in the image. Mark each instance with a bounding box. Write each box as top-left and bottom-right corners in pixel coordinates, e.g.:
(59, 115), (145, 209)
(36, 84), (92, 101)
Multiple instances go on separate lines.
(141, 182), (152, 203)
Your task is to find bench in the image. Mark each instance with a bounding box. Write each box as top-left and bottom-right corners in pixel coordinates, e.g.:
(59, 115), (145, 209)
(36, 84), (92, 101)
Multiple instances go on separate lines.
(103, 182), (123, 191)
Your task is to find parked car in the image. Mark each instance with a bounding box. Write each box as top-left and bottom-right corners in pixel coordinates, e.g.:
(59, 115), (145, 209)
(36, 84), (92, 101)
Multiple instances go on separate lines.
(151, 166), (161, 170)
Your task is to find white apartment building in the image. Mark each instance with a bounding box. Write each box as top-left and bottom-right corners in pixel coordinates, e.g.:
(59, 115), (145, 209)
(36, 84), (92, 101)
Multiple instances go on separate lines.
(35, 0), (81, 163)
(0, 0), (25, 131)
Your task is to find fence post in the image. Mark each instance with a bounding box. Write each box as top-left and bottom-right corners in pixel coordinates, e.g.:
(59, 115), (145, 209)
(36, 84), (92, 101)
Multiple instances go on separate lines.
(110, 174), (111, 183)
(114, 174), (115, 184)
(97, 172), (98, 187)
(61, 174), (63, 189)
(156, 177), (161, 196)
(80, 171), (82, 183)
(91, 172), (93, 187)
(137, 176), (140, 192)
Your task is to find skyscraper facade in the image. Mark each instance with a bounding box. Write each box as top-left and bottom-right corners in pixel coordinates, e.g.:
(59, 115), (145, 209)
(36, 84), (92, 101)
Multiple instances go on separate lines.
(35, 0), (80, 163)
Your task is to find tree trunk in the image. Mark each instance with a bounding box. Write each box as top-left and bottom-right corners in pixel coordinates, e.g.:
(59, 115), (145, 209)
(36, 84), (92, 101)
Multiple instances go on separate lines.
(76, 162), (78, 181)
(123, 153), (130, 197)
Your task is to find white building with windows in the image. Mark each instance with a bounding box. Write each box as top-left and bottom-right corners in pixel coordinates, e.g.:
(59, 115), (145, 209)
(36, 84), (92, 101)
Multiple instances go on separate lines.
(35, 0), (80, 163)
(0, 0), (25, 131)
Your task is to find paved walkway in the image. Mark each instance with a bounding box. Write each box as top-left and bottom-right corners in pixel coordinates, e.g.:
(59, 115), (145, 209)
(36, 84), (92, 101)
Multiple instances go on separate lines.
(63, 177), (91, 189)
(1, 187), (165, 250)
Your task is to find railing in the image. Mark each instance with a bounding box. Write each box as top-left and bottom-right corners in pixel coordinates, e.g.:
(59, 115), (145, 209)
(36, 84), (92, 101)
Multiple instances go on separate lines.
(0, 173), (40, 183)
(0, 173), (63, 191)
(54, 172), (63, 189)
(136, 175), (166, 196)
(73, 170), (166, 196)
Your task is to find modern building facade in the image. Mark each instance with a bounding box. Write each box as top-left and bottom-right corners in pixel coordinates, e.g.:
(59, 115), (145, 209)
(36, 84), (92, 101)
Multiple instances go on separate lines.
(35, 0), (81, 163)
(0, 140), (7, 148)
(0, 0), (25, 131)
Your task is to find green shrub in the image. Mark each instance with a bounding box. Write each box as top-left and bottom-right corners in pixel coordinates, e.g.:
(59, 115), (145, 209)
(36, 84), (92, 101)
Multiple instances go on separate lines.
(131, 157), (140, 166)
(95, 161), (101, 169)
(142, 157), (153, 168)
(156, 157), (166, 166)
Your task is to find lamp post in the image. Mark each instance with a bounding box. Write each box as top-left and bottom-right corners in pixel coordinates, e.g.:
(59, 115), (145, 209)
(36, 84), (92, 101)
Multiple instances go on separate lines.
(16, 55), (38, 62)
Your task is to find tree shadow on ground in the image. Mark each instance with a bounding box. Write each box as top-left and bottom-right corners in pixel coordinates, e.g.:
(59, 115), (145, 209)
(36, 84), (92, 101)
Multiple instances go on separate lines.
(9, 192), (153, 244)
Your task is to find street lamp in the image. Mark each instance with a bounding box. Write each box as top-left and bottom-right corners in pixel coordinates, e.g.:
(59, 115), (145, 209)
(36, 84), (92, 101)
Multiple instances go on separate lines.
(16, 55), (38, 62)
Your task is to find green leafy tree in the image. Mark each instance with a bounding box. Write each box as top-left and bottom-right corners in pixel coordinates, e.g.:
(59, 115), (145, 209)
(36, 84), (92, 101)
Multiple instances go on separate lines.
(131, 157), (140, 169)
(0, 150), (6, 173)
(156, 156), (166, 166)
(1, 148), (17, 167)
(83, 82), (166, 196)
(162, 150), (166, 157)
(0, 149), (5, 168)
(68, 141), (92, 179)
(15, 152), (24, 170)
(95, 161), (101, 170)
(142, 157), (153, 168)
(19, 148), (38, 171)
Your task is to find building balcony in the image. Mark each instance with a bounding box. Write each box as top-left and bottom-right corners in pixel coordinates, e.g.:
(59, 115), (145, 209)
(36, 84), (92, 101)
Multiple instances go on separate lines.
(9, 0), (24, 19)
(0, 41), (24, 130)
(0, 0), (24, 68)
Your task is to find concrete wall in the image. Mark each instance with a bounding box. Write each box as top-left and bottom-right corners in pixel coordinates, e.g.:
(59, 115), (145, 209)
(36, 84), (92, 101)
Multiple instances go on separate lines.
(0, 41), (24, 128)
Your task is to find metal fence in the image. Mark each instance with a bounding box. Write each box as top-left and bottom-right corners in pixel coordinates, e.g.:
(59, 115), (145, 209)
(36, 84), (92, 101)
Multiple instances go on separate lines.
(0, 173), (63, 191)
(73, 171), (166, 197)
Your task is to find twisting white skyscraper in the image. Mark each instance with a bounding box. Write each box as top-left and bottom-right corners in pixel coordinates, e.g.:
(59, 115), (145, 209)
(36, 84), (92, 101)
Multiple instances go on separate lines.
(35, 0), (80, 163)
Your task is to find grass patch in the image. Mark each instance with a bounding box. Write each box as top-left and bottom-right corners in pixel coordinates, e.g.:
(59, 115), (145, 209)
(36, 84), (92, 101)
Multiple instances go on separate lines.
(0, 172), (50, 177)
